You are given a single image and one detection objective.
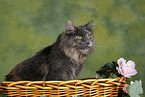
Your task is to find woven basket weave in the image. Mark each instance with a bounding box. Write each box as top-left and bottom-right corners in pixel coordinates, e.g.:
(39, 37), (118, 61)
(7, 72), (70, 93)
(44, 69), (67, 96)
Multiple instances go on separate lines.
(0, 76), (126, 97)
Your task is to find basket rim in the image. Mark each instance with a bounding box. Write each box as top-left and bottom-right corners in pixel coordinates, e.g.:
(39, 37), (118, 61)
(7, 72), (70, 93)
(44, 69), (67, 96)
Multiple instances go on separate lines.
(0, 76), (126, 86)
(0, 76), (126, 82)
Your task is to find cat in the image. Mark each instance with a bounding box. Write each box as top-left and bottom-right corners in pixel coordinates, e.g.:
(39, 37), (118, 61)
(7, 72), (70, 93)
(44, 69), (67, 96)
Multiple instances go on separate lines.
(6, 19), (95, 81)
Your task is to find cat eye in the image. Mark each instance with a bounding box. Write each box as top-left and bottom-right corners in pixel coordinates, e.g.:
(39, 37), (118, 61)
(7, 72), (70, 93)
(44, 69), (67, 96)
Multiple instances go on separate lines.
(77, 36), (82, 40)
(88, 35), (92, 39)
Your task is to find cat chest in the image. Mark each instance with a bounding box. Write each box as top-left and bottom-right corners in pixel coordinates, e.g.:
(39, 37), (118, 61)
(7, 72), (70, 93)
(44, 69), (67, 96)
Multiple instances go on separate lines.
(66, 62), (84, 79)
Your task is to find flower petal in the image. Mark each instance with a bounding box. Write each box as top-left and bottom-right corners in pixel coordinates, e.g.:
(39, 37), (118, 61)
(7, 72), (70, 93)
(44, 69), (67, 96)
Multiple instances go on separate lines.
(130, 81), (134, 85)
(117, 58), (126, 67)
(126, 60), (136, 68)
(123, 84), (129, 94)
(140, 80), (142, 85)
(116, 67), (121, 74)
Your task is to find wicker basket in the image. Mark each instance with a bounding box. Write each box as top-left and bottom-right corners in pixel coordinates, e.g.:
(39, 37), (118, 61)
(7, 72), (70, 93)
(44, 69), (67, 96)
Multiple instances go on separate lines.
(0, 76), (126, 97)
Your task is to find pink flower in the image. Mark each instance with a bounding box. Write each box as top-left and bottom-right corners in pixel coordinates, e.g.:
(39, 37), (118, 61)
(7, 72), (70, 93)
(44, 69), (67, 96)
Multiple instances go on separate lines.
(123, 84), (129, 93)
(116, 58), (137, 78)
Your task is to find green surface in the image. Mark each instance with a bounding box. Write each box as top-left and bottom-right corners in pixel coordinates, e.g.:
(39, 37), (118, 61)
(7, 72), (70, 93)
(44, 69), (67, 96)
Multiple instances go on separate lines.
(0, 0), (145, 96)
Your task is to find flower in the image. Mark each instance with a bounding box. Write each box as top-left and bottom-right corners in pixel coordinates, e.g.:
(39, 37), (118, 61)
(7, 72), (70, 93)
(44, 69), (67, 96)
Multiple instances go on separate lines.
(123, 84), (129, 93)
(116, 58), (137, 78)
(127, 80), (143, 96)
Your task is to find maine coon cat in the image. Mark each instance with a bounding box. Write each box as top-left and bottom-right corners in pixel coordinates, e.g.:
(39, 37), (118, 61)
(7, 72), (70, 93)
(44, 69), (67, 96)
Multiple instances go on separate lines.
(6, 19), (95, 81)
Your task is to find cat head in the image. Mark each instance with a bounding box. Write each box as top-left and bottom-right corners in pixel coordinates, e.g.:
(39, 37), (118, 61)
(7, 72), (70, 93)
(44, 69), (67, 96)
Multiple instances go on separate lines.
(57, 19), (95, 60)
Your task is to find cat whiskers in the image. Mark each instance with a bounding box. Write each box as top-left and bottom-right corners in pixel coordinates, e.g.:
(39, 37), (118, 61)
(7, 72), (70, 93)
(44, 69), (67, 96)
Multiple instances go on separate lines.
(92, 43), (104, 52)
(94, 45), (103, 48)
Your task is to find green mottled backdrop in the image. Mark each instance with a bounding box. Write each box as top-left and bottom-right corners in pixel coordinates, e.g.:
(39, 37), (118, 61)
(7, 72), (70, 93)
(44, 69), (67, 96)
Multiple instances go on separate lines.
(0, 0), (145, 95)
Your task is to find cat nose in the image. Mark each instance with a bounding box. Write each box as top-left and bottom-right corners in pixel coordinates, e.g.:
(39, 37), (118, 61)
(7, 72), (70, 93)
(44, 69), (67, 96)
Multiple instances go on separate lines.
(86, 41), (90, 45)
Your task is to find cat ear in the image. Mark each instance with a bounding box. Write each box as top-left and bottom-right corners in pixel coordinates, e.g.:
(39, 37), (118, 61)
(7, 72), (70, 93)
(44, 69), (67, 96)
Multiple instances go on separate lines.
(84, 19), (94, 29)
(66, 20), (75, 32)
